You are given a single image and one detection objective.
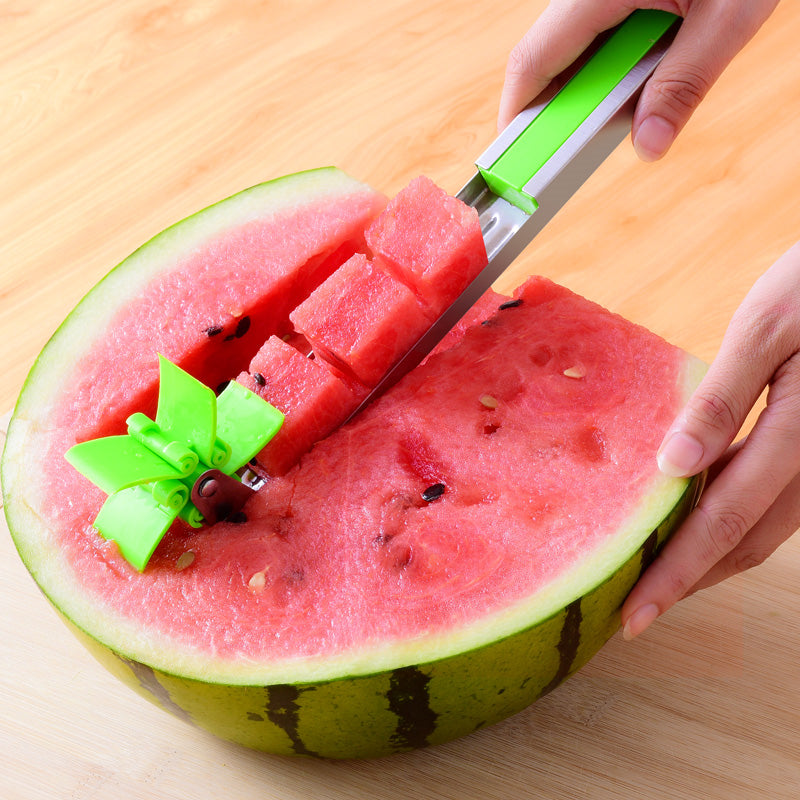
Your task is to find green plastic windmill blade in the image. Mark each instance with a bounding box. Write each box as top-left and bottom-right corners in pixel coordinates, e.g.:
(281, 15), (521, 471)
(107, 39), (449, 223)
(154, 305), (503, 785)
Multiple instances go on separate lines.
(65, 435), (189, 495)
(154, 354), (228, 468)
(94, 485), (182, 572)
(64, 355), (285, 571)
(216, 380), (284, 473)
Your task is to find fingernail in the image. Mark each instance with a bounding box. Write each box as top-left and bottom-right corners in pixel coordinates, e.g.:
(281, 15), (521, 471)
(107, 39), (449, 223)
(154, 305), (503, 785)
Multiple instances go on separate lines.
(622, 603), (660, 641)
(657, 430), (704, 477)
(633, 115), (675, 162)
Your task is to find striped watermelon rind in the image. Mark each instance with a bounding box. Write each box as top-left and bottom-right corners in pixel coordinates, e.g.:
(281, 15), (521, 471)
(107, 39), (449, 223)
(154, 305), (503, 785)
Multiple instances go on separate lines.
(59, 473), (701, 758)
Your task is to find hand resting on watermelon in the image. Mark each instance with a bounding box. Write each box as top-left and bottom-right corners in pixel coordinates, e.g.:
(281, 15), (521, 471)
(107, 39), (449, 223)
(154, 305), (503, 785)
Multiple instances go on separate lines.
(498, 0), (780, 161)
(622, 241), (800, 637)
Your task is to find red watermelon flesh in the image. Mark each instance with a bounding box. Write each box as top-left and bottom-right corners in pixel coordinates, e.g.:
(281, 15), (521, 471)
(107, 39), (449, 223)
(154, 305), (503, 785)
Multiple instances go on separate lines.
(427, 287), (509, 358)
(37, 275), (694, 666)
(366, 175), (487, 311)
(236, 335), (366, 476)
(290, 253), (435, 386)
(57, 175), (387, 443)
(236, 288), (506, 477)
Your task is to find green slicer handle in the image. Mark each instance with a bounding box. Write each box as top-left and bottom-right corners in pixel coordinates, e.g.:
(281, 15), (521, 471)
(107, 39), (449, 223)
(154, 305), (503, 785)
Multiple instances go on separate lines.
(476, 9), (680, 214)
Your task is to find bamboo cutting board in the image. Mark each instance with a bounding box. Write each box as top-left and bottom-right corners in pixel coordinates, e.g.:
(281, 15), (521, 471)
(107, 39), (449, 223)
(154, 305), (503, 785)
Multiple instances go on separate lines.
(2, 2), (800, 798)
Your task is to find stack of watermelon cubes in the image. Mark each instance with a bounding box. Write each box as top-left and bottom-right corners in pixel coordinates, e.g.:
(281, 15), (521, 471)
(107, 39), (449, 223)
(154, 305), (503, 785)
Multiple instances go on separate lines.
(236, 176), (487, 475)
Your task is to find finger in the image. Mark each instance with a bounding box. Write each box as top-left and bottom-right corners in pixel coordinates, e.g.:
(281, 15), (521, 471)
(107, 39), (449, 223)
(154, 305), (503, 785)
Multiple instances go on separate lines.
(632, 0), (779, 160)
(498, 0), (633, 131)
(622, 355), (800, 637)
(688, 468), (800, 593)
(658, 242), (800, 479)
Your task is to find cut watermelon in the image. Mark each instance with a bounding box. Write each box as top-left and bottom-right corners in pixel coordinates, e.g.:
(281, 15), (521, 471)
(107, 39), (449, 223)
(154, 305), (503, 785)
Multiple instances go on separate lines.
(366, 175), (487, 311)
(1, 168), (704, 759)
(236, 335), (365, 476)
(427, 287), (509, 358)
(290, 252), (435, 386)
(47, 167), (387, 441)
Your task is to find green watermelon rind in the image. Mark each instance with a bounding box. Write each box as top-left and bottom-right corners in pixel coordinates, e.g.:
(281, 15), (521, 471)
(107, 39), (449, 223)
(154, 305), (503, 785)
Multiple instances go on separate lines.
(59, 472), (702, 759)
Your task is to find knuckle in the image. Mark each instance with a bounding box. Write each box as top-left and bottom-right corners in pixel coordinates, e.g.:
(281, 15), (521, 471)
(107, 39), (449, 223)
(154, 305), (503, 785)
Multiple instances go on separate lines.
(691, 388), (740, 439)
(694, 502), (753, 561)
(729, 547), (769, 574)
(506, 40), (539, 81)
(650, 64), (713, 116)
(714, 507), (753, 552)
(664, 566), (694, 603)
(733, 295), (794, 362)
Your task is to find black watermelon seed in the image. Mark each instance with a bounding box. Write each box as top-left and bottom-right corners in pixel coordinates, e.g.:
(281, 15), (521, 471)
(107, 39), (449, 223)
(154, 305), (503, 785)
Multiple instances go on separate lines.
(499, 298), (523, 310)
(204, 324), (224, 337)
(421, 483), (445, 502)
(235, 315), (251, 338)
(253, 372), (266, 387)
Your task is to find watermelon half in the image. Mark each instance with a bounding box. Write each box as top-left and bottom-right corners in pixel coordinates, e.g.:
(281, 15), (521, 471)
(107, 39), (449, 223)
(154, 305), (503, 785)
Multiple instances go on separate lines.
(2, 167), (704, 759)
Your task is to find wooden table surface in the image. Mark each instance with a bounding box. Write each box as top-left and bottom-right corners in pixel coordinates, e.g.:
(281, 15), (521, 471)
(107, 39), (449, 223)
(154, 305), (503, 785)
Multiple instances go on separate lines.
(2, 2), (799, 798)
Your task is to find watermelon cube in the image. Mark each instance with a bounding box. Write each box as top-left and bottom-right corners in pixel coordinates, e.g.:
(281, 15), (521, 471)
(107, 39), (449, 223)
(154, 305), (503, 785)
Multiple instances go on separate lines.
(236, 335), (365, 475)
(289, 253), (433, 386)
(365, 175), (487, 310)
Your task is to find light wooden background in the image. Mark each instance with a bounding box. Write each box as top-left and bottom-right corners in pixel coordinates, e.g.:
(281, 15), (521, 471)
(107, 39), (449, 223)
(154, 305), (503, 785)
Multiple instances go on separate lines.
(2, 2), (799, 798)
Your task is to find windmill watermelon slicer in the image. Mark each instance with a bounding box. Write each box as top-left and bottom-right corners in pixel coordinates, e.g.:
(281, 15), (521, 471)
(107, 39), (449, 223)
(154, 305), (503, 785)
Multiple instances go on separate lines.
(65, 355), (284, 571)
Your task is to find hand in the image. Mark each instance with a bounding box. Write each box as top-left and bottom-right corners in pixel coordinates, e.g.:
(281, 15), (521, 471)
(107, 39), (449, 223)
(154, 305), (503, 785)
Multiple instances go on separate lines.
(498, 0), (780, 161)
(621, 241), (800, 638)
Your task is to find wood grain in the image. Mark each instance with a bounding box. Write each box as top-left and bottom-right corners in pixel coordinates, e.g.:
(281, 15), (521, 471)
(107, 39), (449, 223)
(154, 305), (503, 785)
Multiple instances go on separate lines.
(2, 2), (799, 798)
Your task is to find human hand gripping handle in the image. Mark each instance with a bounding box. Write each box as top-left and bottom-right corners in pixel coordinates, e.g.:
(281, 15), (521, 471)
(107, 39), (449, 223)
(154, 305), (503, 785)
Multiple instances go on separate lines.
(621, 242), (800, 637)
(499, 0), (780, 160)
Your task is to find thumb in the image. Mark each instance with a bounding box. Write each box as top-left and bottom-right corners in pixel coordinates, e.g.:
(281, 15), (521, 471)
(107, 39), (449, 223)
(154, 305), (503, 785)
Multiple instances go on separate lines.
(632, 0), (778, 161)
(656, 380), (747, 479)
